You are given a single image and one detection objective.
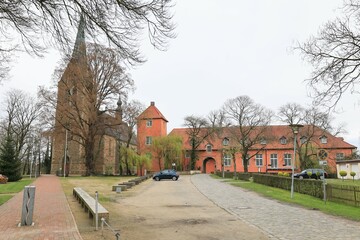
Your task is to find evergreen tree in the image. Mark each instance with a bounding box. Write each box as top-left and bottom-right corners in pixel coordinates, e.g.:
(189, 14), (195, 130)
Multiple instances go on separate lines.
(0, 134), (22, 182)
(43, 140), (52, 174)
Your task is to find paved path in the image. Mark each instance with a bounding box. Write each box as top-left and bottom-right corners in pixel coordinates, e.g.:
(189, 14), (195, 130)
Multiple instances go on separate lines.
(0, 175), (82, 240)
(191, 174), (360, 240)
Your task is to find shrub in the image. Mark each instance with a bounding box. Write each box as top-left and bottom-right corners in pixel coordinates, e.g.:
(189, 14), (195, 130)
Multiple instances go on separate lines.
(339, 170), (347, 181)
(307, 171), (312, 178)
(0, 174), (8, 184)
(283, 172), (290, 177)
(350, 171), (356, 181)
(278, 172), (283, 176)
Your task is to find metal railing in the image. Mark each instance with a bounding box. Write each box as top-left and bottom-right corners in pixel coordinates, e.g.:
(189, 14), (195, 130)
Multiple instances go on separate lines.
(101, 217), (120, 240)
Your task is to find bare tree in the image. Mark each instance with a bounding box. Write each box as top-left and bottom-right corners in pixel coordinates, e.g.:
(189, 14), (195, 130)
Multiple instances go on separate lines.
(278, 103), (304, 125)
(1, 90), (42, 162)
(278, 103), (347, 170)
(297, 0), (360, 108)
(39, 44), (135, 175)
(0, 1), (175, 68)
(0, 90), (42, 177)
(183, 115), (215, 170)
(222, 95), (273, 173)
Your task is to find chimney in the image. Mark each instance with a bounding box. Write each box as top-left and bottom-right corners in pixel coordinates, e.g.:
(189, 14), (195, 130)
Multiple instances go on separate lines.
(150, 101), (155, 106)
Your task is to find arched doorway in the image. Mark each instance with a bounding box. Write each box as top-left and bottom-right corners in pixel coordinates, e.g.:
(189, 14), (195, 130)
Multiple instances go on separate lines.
(203, 157), (216, 174)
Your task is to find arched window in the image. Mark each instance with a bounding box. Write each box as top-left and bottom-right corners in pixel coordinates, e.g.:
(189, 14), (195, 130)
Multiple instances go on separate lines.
(280, 136), (287, 145)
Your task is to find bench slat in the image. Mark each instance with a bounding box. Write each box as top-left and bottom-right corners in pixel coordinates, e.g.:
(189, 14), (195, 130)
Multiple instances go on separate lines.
(73, 187), (109, 225)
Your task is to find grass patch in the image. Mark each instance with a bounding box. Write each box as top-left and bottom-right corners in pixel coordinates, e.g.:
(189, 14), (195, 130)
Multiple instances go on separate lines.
(0, 195), (13, 205)
(0, 178), (34, 194)
(221, 178), (360, 221)
(0, 177), (34, 206)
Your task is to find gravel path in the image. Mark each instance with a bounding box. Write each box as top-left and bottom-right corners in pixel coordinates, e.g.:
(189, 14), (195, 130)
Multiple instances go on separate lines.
(191, 174), (360, 240)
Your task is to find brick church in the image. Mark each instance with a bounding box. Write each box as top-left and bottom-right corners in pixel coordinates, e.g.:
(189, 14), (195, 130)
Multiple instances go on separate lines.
(50, 16), (135, 176)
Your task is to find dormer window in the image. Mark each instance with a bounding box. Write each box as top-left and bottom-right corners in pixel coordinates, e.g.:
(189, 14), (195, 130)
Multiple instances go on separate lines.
(320, 136), (328, 144)
(300, 136), (307, 144)
(280, 136), (287, 145)
(222, 138), (229, 146)
(260, 138), (267, 145)
(206, 144), (212, 152)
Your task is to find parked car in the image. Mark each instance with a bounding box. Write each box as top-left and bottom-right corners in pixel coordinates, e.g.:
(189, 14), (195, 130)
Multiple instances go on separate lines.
(153, 169), (179, 181)
(293, 169), (327, 179)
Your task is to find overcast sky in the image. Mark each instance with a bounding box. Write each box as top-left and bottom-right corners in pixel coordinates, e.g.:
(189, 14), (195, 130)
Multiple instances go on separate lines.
(1, 0), (360, 148)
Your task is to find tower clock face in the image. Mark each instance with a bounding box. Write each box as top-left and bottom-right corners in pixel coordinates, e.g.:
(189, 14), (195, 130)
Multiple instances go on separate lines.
(318, 149), (328, 160)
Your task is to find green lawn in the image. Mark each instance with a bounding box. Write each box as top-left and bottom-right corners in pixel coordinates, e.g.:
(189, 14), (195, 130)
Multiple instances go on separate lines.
(0, 178), (34, 205)
(212, 175), (360, 221)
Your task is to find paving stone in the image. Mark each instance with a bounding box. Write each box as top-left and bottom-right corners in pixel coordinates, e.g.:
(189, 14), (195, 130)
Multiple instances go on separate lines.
(191, 174), (360, 240)
(0, 175), (82, 240)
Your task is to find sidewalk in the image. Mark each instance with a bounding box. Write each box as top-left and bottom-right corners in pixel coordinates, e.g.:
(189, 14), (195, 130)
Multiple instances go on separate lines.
(0, 175), (82, 240)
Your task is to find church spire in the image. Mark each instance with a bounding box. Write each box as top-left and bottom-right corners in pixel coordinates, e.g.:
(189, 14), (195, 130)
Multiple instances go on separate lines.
(71, 14), (86, 60)
(116, 95), (123, 122)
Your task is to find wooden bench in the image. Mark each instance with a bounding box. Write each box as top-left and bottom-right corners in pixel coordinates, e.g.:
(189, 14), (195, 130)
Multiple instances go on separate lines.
(73, 187), (109, 225)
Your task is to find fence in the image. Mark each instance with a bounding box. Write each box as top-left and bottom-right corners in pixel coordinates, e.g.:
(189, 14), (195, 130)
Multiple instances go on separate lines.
(326, 185), (360, 207)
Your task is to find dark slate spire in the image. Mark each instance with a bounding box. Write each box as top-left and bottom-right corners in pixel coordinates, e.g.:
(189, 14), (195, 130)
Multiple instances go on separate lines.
(71, 14), (86, 60)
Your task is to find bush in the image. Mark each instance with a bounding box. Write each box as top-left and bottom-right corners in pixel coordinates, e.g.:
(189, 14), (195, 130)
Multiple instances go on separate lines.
(339, 170), (347, 181)
(350, 171), (356, 181)
(0, 174), (8, 184)
(252, 173), (324, 199)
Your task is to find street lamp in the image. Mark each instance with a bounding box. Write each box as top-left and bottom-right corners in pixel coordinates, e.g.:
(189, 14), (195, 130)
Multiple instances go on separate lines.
(289, 124), (303, 199)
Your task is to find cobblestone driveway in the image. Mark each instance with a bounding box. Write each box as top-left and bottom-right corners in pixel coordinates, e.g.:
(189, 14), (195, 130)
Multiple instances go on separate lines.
(191, 174), (360, 240)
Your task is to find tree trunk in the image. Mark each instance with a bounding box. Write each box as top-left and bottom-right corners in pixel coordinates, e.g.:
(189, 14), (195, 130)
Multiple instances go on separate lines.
(233, 154), (237, 178)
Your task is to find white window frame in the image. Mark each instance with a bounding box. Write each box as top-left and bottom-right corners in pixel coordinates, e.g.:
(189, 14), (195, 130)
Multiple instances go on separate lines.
(222, 138), (229, 146)
(336, 152), (344, 160)
(255, 154), (263, 166)
(320, 136), (328, 144)
(284, 153), (291, 166)
(223, 153), (231, 166)
(146, 119), (153, 127)
(145, 136), (152, 145)
(270, 153), (278, 168)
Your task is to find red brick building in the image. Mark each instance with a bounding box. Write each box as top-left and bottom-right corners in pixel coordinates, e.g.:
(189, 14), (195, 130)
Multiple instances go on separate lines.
(137, 101), (168, 172)
(137, 102), (357, 174)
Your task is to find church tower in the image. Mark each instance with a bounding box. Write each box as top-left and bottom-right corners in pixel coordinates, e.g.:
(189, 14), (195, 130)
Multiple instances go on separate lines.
(51, 15), (91, 175)
(137, 101), (168, 171)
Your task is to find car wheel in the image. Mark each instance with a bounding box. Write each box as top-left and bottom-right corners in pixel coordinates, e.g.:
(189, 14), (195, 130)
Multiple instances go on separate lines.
(299, 176), (303, 180)
(172, 176), (177, 181)
(155, 176), (160, 181)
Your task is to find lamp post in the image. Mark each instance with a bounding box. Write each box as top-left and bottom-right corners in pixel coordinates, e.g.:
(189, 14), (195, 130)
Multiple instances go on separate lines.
(289, 124), (303, 199)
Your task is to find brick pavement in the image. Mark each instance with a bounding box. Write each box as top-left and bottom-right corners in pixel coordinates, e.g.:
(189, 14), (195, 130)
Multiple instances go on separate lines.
(191, 174), (360, 240)
(0, 175), (82, 240)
